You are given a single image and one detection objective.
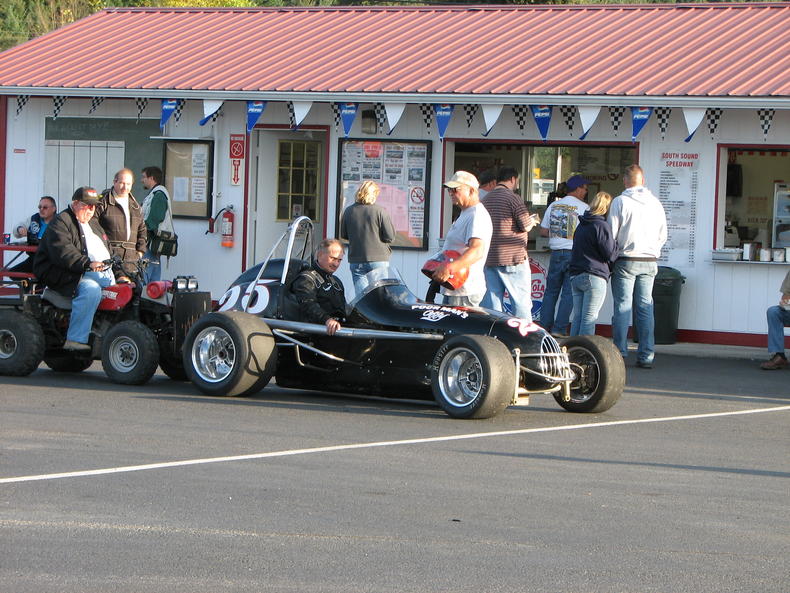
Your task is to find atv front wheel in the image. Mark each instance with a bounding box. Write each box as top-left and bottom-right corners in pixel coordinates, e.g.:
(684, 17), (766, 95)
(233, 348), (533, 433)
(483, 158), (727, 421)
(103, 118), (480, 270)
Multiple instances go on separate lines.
(101, 320), (160, 385)
(183, 311), (276, 397)
(554, 335), (624, 413)
(0, 310), (45, 376)
(431, 335), (515, 419)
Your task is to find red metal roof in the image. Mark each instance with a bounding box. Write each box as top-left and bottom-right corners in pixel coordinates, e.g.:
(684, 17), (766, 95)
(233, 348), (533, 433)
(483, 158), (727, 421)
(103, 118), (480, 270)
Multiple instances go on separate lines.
(0, 3), (788, 104)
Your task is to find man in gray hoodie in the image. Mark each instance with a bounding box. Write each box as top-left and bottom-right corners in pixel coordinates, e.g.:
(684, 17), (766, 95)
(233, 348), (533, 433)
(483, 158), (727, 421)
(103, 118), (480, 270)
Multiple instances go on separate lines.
(608, 165), (667, 368)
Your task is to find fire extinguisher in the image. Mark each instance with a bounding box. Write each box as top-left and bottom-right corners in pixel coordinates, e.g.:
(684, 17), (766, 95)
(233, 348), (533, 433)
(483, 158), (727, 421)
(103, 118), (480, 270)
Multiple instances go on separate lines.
(207, 205), (235, 248)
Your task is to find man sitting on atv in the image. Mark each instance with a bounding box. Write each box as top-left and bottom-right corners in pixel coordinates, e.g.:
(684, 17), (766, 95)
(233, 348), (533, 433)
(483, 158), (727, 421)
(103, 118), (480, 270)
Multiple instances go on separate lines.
(33, 187), (127, 351)
(291, 238), (347, 336)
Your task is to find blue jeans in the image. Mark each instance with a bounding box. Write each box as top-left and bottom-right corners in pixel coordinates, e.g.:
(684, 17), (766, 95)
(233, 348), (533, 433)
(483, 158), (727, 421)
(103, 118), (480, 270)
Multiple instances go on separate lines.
(766, 305), (790, 355)
(611, 260), (657, 362)
(540, 249), (573, 334)
(570, 273), (608, 336)
(67, 269), (115, 344)
(481, 261), (533, 322)
(142, 249), (161, 284)
(349, 261), (388, 295)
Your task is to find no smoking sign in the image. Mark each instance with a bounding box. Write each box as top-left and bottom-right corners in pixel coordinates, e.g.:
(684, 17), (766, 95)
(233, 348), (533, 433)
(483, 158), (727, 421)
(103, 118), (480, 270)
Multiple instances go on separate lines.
(229, 134), (245, 159)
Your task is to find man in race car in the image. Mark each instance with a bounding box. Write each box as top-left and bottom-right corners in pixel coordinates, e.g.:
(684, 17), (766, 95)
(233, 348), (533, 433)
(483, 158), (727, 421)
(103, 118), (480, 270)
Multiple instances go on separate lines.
(291, 238), (347, 336)
(33, 187), (127, 351)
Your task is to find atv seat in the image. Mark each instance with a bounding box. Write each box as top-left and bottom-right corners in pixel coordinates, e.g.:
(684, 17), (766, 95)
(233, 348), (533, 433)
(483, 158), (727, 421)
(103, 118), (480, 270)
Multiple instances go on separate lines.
(42, 287), (72, 310)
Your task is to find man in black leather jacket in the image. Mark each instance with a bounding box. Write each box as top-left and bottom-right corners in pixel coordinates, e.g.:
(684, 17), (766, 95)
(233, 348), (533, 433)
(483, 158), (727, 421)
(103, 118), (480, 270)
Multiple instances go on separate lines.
(291, 239), (346, 336)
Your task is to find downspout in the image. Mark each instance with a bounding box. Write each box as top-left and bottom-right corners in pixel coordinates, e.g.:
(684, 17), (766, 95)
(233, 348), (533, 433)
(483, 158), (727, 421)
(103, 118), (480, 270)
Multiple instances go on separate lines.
(0, 96), (7, 231)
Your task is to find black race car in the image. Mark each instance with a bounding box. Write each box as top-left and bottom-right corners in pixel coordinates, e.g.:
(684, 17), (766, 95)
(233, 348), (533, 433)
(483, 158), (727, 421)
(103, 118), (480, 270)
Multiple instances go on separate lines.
(183, 217), (624, 419)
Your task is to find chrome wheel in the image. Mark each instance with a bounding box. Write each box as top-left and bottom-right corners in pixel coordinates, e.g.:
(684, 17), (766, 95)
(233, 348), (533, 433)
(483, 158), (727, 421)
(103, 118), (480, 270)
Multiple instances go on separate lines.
(107, 335), (140, 372)
(0, 328), (18, 359)
(191, 326), (236, 383)
(566, 345), (601, 404)
(437, 347), (483, 407)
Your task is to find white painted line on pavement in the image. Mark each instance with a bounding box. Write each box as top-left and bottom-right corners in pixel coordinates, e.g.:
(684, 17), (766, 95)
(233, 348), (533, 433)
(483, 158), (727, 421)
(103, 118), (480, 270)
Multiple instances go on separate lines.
(2, 405), (789, 484)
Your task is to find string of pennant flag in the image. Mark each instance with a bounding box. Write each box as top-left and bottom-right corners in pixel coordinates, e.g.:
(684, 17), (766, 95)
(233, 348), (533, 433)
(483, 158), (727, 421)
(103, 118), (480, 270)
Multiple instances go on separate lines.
(19, 96), (777, 142)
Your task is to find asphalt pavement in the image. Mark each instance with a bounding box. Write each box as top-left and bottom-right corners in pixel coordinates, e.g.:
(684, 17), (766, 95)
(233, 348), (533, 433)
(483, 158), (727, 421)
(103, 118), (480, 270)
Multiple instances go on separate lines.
(1, 352), (788, 593)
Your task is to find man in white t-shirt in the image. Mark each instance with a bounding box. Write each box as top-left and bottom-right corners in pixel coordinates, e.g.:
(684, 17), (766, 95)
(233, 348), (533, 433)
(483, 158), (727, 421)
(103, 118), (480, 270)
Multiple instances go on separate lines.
(431, 171), (493, 307)
(539, 174), (590, 335)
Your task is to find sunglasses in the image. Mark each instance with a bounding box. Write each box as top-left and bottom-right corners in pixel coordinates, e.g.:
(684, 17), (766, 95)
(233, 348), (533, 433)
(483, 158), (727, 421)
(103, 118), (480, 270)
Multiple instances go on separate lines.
(446, 186), (460, 194)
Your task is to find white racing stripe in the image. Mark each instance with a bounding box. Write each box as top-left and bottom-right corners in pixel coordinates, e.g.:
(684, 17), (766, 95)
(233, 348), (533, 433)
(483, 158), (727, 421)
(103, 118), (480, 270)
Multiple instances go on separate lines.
(2, 405), (789, 484)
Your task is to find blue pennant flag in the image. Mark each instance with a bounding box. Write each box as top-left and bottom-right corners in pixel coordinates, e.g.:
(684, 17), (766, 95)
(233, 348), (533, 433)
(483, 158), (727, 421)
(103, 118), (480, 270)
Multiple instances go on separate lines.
(530, 105), (553, 142)
(339, 103), (358, 137)
(160, 99), (178, 130)
(433, 104), (454, 140)
(246, 101), (267, 133)
(631, 107), (653, 142)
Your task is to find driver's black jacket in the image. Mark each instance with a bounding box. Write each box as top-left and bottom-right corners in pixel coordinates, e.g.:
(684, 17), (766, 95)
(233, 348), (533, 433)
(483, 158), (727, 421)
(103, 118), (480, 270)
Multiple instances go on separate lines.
(291, 262), (346, 325)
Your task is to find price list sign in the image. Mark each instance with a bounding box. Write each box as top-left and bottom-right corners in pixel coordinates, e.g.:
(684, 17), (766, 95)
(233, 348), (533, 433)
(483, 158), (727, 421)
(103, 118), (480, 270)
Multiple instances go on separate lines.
(658, 151), (699, 267)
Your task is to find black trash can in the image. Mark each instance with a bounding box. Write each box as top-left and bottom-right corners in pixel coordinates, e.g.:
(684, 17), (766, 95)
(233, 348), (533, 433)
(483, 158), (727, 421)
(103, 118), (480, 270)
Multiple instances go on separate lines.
(652, 266), (685, 344)
(632, 266), (685, 344)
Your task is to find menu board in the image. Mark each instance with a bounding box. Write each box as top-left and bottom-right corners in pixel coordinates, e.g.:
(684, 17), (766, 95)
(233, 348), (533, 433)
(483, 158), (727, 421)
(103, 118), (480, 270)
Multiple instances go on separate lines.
(657, 150), (699, 267)
(164, 140), (214, 218)
(337, 139), (431, 250)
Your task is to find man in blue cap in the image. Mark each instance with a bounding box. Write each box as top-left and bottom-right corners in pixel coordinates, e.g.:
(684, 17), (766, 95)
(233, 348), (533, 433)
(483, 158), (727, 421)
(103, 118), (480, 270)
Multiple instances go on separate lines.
(539, 174), (590, 336)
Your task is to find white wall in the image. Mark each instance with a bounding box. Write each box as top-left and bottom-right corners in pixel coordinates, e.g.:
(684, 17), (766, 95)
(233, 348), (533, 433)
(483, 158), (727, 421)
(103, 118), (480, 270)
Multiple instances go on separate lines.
(5, 98), (789, 341)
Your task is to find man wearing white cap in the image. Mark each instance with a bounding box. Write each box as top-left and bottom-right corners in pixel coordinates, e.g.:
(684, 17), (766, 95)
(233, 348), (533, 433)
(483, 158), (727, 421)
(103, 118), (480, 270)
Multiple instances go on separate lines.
(431, 171), (493, 307)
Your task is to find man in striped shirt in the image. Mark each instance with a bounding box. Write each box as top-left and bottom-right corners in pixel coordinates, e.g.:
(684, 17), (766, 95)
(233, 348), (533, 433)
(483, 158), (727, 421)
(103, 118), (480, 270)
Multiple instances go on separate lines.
(481, 167), (539, 321)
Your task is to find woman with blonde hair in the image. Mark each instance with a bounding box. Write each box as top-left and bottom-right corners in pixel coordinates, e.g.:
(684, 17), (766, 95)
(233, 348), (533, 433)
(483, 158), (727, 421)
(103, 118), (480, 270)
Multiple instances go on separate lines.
(339, 181), (396, 294)
(568, 191), (618, 336)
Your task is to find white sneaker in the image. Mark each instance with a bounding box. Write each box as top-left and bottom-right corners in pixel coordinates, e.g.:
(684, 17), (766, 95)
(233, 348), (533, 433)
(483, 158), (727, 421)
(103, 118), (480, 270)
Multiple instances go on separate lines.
(63, 340), (90, 352)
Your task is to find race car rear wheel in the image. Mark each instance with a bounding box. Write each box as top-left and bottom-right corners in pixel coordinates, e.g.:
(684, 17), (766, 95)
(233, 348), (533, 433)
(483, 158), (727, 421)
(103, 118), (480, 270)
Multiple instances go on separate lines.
(44, 353), (93, 373)
(183, 311), (276, 397)
(431, 335), (515, 419)
(554, 335), (624, 413)
(0, 310), (45, 376)
(101, 320), (160, 385)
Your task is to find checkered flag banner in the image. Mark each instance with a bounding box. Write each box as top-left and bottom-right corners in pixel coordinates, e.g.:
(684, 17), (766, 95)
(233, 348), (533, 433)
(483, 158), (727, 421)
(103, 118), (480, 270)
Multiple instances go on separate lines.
(331, 103), (341, 132)
(609, 106), (626, 136)
(654, 107), (671, 140)
(463, 104), (478, 128)
(374, 103), (388, 133)
(757, 108), (774, 138)
(419, 103), (433, 134)
(15, 95), (29, 117)
(135, 97), (149, 122)
(705, 108), (723, 137)
(288, 102), (296, 129)
(52, 96), (67, 120)
(89, 96), (104, 114)
(559, 106), (576, 136)
(173, 99), (185, 124)
(511, 105), (529, 134)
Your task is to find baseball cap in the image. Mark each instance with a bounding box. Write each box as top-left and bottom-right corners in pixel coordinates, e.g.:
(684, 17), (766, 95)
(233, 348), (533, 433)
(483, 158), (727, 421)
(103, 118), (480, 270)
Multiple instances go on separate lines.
(566, 175), (591, 191)
(443, 171), (479, 190)
(71, 186), (100, 206)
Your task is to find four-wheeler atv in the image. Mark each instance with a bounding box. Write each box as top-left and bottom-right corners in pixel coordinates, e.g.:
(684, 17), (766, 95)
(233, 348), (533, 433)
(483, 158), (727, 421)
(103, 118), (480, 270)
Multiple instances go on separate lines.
(0, 257), (211, 384)
(183, 217), (625, 419)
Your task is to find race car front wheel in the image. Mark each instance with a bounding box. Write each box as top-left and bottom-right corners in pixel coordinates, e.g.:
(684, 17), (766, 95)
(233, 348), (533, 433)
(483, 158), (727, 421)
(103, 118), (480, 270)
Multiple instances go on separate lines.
(554, 335), (624, 413)
(431, 335), (515, 419)
(0, 310), (45, 376)
(101, 320), (160, 385)
(183, 311), (276, 397)
(44, 352), (93, 373)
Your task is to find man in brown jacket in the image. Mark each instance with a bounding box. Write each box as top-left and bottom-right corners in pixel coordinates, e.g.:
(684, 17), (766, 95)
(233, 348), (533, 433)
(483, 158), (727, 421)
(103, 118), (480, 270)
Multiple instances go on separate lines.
(95, 168), (147, 275)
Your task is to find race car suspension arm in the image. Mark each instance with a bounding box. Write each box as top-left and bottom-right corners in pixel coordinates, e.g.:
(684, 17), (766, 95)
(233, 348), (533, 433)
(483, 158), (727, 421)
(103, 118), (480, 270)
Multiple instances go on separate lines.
(272, 329), (362, 368)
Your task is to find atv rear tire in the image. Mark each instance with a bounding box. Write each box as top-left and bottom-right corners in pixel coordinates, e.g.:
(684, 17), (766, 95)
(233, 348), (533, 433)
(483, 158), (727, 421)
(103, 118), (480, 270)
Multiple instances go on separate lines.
(0, 310), (45, 376)
(431, 335), (515, 419)
(101, 320), (160, 385)
(183, 311), (276, 397)
(554, 335), (624, 413)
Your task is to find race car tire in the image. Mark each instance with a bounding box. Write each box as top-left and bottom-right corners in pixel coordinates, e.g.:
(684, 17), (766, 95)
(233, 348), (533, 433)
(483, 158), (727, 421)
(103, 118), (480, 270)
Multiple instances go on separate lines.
(183, 311), (276, 397)
(0, 310), (45, 376)
(101, 320), (160, 385)
(44, 353), (93, 373)
(158, 344), (188, 382)
(431, 335), (515, 419)
(554, 335), (624, 413)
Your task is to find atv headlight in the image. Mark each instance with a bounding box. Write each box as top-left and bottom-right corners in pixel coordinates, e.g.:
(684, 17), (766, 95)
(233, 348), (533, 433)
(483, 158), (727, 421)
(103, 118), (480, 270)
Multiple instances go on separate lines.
(173, 275), (197, 292)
